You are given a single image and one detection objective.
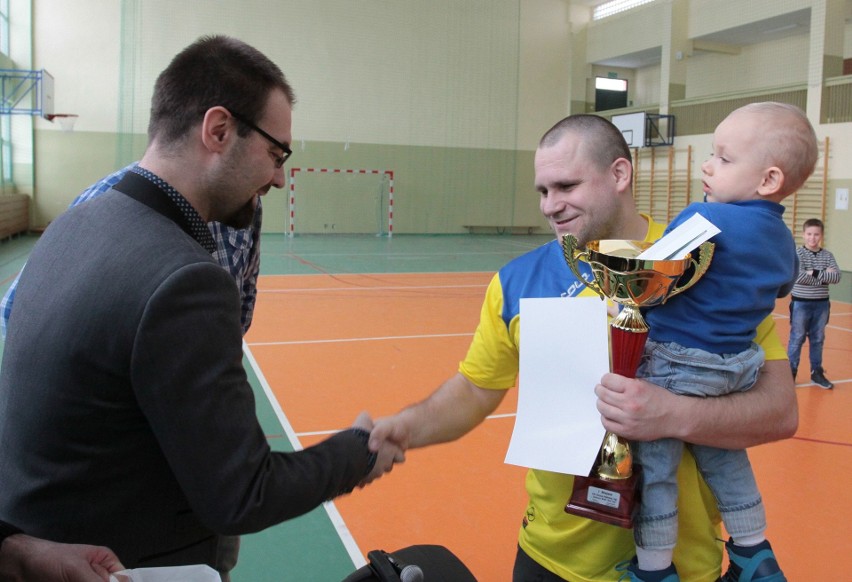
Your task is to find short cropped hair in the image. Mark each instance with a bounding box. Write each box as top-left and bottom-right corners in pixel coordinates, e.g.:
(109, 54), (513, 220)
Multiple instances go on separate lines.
(735, 102), (818, 193)
(803, 217), (824, 231)
(148, 35), (295, 147)
(539, 114), (633, 175)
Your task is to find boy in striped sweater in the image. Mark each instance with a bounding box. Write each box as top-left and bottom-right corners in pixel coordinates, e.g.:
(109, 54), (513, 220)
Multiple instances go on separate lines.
(787, 218), (841, 388)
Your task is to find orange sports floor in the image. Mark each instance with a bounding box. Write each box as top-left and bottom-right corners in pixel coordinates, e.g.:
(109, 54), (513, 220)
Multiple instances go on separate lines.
(244, 270), (852, 580)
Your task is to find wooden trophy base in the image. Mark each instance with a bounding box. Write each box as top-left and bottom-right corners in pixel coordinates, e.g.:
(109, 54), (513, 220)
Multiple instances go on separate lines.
(565, 465), (642, 528)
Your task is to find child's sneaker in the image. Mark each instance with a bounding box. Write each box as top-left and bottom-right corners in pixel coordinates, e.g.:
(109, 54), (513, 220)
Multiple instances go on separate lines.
(616, 557), (679, 582)
(811, 367), (834, 389)
(719, 538), (786, 582)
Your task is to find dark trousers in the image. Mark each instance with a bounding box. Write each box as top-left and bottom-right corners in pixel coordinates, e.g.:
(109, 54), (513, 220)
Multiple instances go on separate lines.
(216, 535), (240, 582)
(512, 545), (569, 581)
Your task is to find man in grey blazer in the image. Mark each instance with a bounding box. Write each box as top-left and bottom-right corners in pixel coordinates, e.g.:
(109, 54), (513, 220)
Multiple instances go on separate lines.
(0, 35), (401, 579)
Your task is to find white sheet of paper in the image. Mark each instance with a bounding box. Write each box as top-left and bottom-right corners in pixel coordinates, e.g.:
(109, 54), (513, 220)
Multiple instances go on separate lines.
(635, 212), (720, 260)
(504, 296), (609, 476)
(110, 565), (219, 582)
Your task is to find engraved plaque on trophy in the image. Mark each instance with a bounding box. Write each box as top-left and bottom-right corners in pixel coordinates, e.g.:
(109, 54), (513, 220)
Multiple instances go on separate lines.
(561, 234), (713, 528)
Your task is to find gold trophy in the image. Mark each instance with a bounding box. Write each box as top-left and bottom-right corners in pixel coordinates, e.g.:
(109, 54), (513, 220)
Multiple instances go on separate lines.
(561, 234), (713, 528)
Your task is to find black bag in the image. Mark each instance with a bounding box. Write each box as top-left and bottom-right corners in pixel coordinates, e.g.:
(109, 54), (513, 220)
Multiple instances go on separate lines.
(341, 544), (477, 581)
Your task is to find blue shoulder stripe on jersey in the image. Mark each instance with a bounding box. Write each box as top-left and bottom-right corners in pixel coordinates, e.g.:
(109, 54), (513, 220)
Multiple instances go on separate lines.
(498, 239), (593, 328)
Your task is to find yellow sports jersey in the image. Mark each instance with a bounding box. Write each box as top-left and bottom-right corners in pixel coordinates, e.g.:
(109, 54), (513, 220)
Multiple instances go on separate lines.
(458, 217), (786, 581)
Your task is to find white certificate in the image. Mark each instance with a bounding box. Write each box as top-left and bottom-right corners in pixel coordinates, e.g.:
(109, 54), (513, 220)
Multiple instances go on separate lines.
(504, 296), (610, 476)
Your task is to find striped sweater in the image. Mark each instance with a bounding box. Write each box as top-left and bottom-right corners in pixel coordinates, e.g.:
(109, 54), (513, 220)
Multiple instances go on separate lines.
(791, 246), (841, 300)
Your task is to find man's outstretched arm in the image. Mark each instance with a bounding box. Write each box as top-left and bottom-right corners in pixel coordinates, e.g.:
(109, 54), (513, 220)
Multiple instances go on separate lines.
(369, 372), (506, 452)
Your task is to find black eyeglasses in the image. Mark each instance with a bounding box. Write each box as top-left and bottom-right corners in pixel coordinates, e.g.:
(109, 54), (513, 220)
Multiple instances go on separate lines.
(229, 110), (292, 169)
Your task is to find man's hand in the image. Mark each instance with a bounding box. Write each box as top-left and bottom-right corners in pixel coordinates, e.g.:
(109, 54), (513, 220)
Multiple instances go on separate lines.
(597, 357), (797, 449)
(0, 534), (124, 582)
(351, 412), (405, 488)
(368, 413), (413, 453)
(595, 372), (678, 441)
(359, 438), (405, 487)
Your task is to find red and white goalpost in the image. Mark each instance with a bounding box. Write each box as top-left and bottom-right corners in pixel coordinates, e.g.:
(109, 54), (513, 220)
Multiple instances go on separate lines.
(288, 168), (395, 237)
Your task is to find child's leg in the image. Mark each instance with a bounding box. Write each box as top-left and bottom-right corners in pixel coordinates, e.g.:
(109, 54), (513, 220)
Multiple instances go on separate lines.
(806, 300), (830, 372)
(692, 445), (786, 581)
(632, 437), (684, 571)
(689, 444), (766, 544)
(631, 341), (761, 576)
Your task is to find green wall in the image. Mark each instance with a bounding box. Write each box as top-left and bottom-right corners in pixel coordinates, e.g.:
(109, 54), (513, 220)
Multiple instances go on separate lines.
(34, 129), (545, 235)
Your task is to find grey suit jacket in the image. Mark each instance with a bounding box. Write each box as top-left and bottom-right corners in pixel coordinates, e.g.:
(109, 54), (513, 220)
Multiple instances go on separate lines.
(0, 173), (371, 568)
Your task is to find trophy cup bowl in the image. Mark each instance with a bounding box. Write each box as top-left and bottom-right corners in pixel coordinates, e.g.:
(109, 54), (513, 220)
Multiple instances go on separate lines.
(560, 234), (713, 527)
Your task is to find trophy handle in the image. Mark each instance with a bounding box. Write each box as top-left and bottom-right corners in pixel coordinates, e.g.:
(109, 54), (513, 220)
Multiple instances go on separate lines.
(561, 234), (604, 300)
(667, 241), (715, 299)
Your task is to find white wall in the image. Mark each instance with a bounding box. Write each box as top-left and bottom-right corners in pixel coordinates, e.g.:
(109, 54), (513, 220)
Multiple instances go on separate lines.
(634, 64), (661, 106)
(585, 1), (667, 65)
(32, 0), (121, 133)
(688, 0), (812, 38)
(34, 0), (527, 150)
(843, 19), (852, 56)
(517, 0), (572, 149)
(685, 34), (810, 98)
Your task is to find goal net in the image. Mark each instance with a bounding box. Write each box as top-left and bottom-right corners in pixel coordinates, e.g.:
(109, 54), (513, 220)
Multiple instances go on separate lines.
(288, 168), (394, 237)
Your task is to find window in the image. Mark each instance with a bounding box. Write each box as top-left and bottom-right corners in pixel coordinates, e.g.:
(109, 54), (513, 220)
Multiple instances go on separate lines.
(595, 77), (628, 111)
(596, 77), (628, 92)
(593, 0), (657, 21)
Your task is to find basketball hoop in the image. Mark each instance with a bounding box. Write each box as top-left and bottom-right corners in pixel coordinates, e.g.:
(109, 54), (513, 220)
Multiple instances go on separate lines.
(44, 113), (79, 132)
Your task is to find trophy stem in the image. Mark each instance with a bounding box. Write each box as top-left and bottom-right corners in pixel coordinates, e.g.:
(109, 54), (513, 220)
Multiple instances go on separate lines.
(610, 327), (648, 379)
(596, 308), (648, 482)
(610, 307), (648, 379)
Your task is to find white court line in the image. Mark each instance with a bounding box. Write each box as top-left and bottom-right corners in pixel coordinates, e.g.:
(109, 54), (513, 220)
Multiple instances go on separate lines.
(795, 378), (851, 388)
(248, 332), (473, 347)
(272, 250), (522, 258)
(259, 283), (488, 294)
(772, 312), (852, 333)
(296, 412), (518, 439)
(268, 239), (545, 258)
(242, 341), (368, 569)
(827, 323), (852, 332)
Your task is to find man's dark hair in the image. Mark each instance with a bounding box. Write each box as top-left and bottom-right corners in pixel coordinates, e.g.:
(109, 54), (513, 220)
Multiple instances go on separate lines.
(148, 35), (296, 146)
(539, 114), (632, 173)
(803, 218), (824, 231)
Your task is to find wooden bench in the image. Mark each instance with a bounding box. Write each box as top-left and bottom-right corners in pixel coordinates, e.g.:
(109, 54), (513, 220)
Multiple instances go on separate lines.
(0, 194), (29, 239)
(463, 225), (541, 235)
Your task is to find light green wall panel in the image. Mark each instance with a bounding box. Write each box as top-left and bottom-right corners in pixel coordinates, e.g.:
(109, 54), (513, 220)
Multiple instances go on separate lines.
(34, 130), (548, 236)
